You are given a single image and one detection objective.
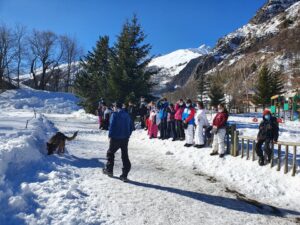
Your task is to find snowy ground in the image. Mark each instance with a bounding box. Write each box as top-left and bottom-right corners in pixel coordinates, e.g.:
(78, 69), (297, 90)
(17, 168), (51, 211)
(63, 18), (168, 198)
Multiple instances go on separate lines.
(0, 89), (300, 225)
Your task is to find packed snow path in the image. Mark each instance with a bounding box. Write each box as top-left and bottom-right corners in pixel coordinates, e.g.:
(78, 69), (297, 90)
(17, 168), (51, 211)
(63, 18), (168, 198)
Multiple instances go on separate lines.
(14, 113), (299, 225)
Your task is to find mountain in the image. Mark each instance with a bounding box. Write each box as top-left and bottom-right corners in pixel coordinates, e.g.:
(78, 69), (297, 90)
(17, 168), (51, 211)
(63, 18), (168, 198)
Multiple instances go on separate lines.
(164, 0), (300, 101)
(148, 45), (211, 94)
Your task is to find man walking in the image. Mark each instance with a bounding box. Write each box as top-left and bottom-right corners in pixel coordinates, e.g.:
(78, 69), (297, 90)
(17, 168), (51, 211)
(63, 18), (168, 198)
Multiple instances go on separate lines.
(103, 102), (133, 181)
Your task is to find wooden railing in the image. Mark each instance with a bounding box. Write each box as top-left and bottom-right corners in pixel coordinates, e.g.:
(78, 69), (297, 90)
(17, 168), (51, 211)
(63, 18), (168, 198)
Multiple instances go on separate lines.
(226, 125), (299, 176)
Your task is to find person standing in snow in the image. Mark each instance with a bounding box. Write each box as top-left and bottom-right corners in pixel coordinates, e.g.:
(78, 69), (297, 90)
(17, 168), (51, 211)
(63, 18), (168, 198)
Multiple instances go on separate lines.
(148, 102), (159, 139)
(174, 99), (185, 141)
(182, 99), (195, 147)
(157, 98), (169, 140)
(255, 109), (279, 166)
(103, 102), (133, 181)
(139, 97), (148, 130)
(166, 103), (177, 141)
(210, 103), (229, 158)
(194, 101), (209, 148)
(96, 101), (104, 129)
(127, 101), (138, 131)
(101, 103), (112, 131)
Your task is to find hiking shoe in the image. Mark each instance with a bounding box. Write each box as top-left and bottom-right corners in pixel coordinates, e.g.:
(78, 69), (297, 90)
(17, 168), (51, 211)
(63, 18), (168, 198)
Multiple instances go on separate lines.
(119, 175), (128, 182)
(258, 157), (264, 166)
(219, 154), (225, 158)
(184, 144), (193, 147)
(102, 168), (113, 177)
(172, 138), (176, 141)
(210, 152), (218, 156)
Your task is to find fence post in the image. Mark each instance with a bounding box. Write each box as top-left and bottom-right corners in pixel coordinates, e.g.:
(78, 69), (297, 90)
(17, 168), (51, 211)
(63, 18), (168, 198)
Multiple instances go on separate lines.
(252, 140), (256, 161)
(277, 144), (281, 171)
(292, 146), (297, 176)
(246, 140), (250, 160)
(233, 131), (239, 157)
(270, 142), (274, 168)
(230, 124), (236, 156)
(284, 145), (289, 174)
(241, 139), (244, 158)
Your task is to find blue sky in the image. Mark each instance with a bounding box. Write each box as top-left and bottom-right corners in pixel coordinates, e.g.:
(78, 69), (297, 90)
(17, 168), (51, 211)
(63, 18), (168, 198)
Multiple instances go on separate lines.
(0, 0), (265, 55)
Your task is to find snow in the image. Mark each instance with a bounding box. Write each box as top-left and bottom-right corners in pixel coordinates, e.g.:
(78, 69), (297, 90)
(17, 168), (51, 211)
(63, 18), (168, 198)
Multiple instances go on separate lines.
(0, 88), (300, 224)
(149, 45), (211, 92)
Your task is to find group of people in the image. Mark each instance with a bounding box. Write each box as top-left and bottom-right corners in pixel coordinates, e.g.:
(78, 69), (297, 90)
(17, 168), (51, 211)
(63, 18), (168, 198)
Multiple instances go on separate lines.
(140, 98), (229, 157)
(102, 97), (280, 181)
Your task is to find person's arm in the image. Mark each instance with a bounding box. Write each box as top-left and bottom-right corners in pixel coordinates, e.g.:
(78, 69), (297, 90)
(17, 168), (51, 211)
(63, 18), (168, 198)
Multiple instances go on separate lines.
(185, 108), (195, 123)
(108, 113), (115, 138)
(273, 119), (279, 142)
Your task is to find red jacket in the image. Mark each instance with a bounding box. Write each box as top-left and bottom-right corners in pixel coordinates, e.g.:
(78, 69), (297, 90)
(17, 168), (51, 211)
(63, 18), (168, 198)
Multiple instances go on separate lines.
(212, 112), (228, 129)
(174, 103), (185, 120)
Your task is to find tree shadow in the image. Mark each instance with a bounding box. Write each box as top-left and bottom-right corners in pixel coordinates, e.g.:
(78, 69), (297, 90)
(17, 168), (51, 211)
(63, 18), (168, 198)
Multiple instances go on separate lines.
(127, 180), (300, 218)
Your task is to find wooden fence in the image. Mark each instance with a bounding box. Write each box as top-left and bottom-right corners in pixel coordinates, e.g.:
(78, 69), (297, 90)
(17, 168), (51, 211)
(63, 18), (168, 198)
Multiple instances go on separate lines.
(226, 125), (299, 176)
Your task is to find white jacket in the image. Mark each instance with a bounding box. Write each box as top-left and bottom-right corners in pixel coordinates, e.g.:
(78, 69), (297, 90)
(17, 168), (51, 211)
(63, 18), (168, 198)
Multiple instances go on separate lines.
(195, 109), (209, 127)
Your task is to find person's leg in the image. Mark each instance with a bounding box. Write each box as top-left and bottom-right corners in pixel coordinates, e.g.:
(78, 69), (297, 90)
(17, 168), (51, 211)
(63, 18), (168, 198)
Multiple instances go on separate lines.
(218, 129), (226, 155)
(140, 116), (145, 129)
(166, 121), (171, 138)
(185, 124), (194, 145)
(105, 139), (120, 174)
(211, 132), (219, 154)
(255, 140), (264, 158)
(120, 139), (131, 178)
(171, 120), (177, 140)
(264, 139), (272, 162)
(194, 126), (200, 145)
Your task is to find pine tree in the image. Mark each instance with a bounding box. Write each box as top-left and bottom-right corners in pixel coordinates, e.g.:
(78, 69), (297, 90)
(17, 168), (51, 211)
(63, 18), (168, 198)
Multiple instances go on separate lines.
(208, 81), (225, 107)
(198, 73), (208, 102)
(74, 36), (110, 113)
(108, 15), (155, 103)
(253, 65), (272, 109)
(270, 70), (284, 96)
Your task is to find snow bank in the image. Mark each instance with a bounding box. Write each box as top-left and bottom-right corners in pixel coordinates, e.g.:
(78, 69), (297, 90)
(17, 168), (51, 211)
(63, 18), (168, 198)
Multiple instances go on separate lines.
(0, 114), (56, 222)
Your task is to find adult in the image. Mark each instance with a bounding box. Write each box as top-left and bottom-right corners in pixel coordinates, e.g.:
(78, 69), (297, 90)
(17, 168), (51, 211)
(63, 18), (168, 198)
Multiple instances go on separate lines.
(210, 103), (229, 158)
(139, 97), (148, 130)
(255, 109), (279, 166)
(128, 101), (138, 131)
(174, 99), (185, 141)
(157, 98), (169, 140)
(148, 102), (159, 139)
(194, 101), (209, 148)
(182, 99), (195, 147)
(96, 101), (104, 129)
(103, 102), (134, 182)
(166, 103), (177, 141)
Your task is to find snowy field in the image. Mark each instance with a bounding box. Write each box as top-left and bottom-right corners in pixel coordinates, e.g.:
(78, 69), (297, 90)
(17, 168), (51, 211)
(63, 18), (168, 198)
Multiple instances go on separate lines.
(0, 89), (300, 225)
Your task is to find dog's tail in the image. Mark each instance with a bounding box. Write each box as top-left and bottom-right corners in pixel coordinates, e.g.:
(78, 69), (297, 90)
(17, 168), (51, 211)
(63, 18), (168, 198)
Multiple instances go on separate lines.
(65, 131), (78, 141)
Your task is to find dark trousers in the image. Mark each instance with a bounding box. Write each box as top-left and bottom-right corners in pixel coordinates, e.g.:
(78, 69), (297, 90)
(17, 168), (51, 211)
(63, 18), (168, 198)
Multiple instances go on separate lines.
(255, 139), (272, 160)
(140, 115), (146, 129)
(175, 120), (185, 139)
(106, 138), (131, 177)
(167, 120), (177, 139)
(159, 118), (168, 138)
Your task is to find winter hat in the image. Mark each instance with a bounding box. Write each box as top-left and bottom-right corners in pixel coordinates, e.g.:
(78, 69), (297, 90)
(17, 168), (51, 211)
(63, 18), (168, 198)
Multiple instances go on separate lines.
(263, 109), (271, 116)
(186, 99), (192, 104)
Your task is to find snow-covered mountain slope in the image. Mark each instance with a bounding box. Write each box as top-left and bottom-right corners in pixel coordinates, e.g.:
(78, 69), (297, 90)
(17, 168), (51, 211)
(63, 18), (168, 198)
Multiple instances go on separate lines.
(149, 45), (211, 94)
(167, 0), (300, 98)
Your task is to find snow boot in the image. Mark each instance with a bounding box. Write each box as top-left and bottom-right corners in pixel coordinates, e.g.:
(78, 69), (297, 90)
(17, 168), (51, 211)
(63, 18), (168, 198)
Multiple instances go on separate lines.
(258, 157), (264, 166)
(119, 175), (128, 182)
(219, 153), (225, 158)
(210, 152), (218, 156)
(184, 144), (193, 147)
(102, 168), (113, 177)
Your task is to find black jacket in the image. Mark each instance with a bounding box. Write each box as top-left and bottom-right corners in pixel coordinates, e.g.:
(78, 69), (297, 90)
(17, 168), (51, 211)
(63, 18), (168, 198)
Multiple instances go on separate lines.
(257, 116), (279, 141)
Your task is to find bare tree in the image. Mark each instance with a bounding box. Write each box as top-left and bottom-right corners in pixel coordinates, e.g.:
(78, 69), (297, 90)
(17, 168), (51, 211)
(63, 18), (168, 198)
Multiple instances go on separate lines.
(13, 24), (27, 88)
(60, 35), (82, 92)
(28, 30), (59, 90)
(0, 24), (15, 91)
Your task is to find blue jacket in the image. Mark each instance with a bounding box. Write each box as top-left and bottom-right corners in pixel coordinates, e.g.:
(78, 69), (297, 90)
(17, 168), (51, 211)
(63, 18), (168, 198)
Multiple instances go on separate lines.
(157, 101), (169, 120)
(109, 109), (133, 139)
(182, 107), (195, 125)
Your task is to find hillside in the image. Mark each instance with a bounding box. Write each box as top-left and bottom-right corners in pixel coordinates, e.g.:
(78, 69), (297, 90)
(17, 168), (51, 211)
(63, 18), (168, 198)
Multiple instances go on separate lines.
(164, 0), (300, 100)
